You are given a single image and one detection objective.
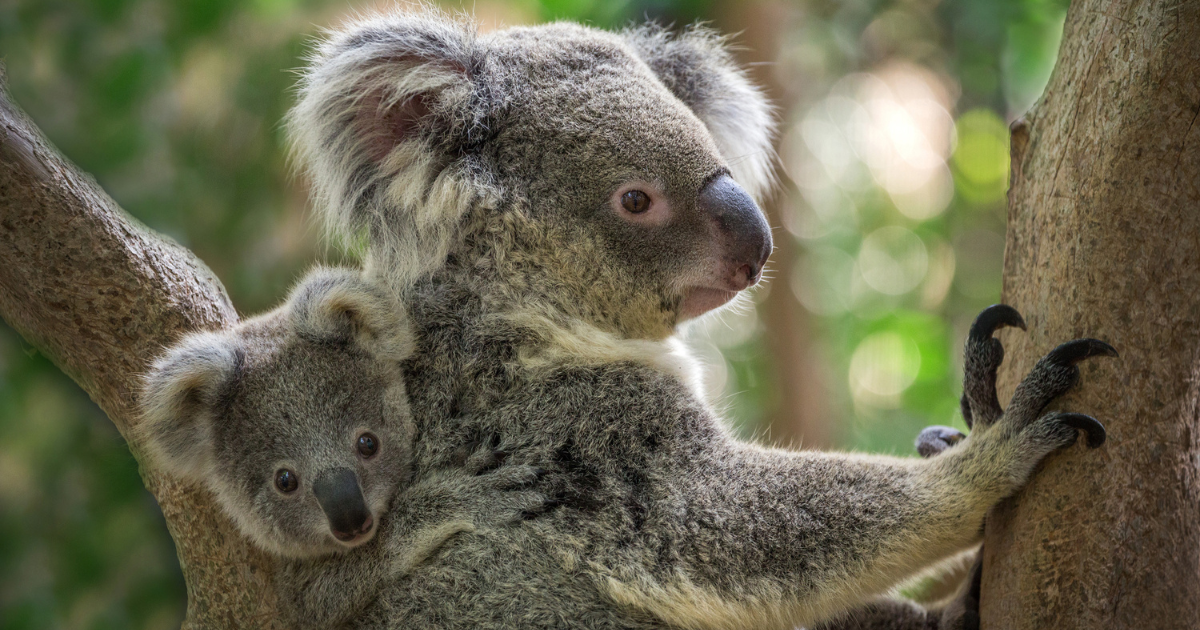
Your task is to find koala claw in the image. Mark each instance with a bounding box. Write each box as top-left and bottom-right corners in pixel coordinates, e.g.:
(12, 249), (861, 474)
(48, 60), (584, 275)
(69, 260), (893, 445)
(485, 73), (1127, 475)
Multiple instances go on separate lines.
(1055, 412), (1106, 449)
(962, 305), (1025, 430)
(1045, 338), (1119, 364)
(969, 304), (1026, 341)
(915, 426), (966, 458)
(1008, 338), (1118, 424)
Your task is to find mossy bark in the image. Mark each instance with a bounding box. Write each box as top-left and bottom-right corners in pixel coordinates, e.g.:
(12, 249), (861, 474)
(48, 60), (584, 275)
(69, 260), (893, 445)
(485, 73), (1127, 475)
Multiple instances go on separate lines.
(984, 0), (1200, 627)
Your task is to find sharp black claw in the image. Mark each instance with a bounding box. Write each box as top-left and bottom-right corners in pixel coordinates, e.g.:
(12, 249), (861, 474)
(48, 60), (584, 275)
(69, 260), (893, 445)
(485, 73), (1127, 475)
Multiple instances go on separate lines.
(969, 304), (1026, 341)
(1046, 339), (1119, 365)
(1059, 413), (1106, 448)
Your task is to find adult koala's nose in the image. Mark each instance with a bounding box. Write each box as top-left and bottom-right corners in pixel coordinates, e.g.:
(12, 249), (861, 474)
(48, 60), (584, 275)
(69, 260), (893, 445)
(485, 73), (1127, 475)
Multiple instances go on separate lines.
(698, 174), (772, 289)
(312, 467), (374, 543)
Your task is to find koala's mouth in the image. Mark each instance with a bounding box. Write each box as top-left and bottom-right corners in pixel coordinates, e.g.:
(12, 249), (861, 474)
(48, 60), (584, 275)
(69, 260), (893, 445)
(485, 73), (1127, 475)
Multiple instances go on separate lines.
(679, 286), (740, 320)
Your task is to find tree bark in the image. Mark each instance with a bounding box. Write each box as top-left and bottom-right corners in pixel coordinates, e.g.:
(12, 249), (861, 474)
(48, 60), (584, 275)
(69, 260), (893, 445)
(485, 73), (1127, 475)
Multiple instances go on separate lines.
(0, 74), (283, 629)
(983, 0), (1200, 628)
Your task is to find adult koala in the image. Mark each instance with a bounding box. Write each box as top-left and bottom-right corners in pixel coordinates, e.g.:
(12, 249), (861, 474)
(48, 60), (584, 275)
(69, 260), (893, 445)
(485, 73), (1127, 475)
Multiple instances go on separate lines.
(288, 10), (1115, 629)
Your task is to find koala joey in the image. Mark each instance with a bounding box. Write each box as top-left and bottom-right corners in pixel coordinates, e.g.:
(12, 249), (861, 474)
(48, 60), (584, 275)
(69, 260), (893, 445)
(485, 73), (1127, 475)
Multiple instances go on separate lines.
(138, 267), (544, 570)
(287, 10), (1118, 630)
(138, 266), (415, 558)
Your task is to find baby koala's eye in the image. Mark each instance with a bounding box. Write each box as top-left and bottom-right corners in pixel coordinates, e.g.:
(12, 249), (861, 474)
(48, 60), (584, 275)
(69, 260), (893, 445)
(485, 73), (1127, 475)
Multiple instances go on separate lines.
(275, 468), (299, 493)
(357, 432), (380, 459)
(620, 190), (651, 214)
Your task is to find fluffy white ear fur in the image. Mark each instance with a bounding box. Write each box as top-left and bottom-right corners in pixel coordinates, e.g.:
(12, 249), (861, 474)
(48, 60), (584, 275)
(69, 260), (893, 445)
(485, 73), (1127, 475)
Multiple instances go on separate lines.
(138, 332), (241, 480)
(288, 10), (487, 289)
(288, 266), (414, 362)
(625, 24), (778, 202)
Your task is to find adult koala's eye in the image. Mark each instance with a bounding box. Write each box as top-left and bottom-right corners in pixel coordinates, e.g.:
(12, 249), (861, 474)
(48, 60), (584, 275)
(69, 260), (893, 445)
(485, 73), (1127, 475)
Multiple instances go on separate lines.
(275, 468), (299, 493)
(620, 190), (651, 214)
(357, 433), (380, 459)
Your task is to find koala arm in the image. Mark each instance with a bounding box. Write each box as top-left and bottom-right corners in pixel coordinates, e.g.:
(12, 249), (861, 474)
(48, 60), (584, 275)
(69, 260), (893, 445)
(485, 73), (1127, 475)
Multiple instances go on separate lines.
(606, 309), (1112, 629)
(276, 452), (545, 630)
(803, 371), (988, 630)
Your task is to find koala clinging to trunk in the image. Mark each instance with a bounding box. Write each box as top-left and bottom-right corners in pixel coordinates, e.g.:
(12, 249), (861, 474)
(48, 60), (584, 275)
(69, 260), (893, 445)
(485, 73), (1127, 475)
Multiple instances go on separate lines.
(138, 267), (549, 626)
(288, 10), (1117, 629)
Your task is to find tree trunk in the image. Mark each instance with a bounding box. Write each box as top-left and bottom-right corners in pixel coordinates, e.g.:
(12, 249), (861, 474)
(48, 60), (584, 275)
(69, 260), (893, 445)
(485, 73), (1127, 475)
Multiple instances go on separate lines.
(0, 75), (283, 629)
(983, 0), (1200, 628)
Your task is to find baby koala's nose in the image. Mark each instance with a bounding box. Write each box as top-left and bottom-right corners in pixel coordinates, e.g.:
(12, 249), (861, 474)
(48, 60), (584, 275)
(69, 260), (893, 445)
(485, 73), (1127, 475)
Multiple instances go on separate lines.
(333, 514), (374, 542)
(312, 467), (374, 542)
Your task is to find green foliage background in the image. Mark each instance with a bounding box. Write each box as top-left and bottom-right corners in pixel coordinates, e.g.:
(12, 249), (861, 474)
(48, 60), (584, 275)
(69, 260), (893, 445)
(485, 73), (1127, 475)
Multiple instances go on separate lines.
(0, 0), (1067, 627)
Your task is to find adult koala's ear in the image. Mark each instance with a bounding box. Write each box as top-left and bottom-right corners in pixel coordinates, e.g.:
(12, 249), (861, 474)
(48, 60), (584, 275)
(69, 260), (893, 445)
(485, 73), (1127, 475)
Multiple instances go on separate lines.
(288, 10), (492, 289)
(625, 24), (777, 201)
(288, 267), (414, 362)
(138, 333), (242, 479)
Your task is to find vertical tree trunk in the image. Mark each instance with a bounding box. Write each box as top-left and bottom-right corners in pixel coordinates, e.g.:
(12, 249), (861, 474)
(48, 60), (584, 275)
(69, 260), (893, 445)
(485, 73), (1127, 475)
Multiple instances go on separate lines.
(983, 0), (1200, 627)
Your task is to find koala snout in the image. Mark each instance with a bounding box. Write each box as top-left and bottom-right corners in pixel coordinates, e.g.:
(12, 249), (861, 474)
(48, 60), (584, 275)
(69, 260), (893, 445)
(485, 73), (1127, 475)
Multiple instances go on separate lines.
(698, 174), (772, 290)
(312, 467), (374, 543)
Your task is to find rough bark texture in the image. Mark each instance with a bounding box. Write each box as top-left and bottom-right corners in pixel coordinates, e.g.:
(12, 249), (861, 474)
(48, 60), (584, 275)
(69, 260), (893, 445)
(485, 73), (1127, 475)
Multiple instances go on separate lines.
(0, 76), (284, 629)
(983, 0), (1200, 628)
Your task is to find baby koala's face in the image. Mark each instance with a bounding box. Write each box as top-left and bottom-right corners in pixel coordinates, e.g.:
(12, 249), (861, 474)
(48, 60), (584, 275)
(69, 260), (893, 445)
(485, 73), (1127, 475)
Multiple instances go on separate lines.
(211, 328), (412, 557)
(139, 267), (416, 558)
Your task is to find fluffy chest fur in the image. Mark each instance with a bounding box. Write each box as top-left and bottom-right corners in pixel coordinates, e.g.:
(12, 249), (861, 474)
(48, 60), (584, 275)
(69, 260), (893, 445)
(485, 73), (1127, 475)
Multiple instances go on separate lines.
(378, 286), (727, 629)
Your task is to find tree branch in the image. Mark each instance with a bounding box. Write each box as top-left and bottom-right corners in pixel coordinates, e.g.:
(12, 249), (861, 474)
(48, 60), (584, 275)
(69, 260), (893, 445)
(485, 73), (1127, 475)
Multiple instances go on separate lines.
(0, 71), (283, 629)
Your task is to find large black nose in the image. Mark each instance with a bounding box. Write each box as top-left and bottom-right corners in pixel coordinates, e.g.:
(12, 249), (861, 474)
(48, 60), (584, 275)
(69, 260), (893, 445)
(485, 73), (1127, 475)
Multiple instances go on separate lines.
(697, 174), (773, 286)
(312, 467), (373, 542)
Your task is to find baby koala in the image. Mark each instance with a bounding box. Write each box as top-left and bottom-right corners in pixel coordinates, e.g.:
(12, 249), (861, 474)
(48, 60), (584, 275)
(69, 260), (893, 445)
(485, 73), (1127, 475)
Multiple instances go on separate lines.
(139, 266), (417, 557)
(137, 267), (543, 569)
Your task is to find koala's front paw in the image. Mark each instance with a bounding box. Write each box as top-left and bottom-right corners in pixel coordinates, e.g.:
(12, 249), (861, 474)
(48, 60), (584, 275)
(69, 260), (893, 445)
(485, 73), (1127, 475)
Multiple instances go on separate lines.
(460, 438), (551, 522)
(962, 305), (1116, 453)
(961, 304), (1025, 430)
(916, 426), (966, 458)
(1003, 338), (1115, 449)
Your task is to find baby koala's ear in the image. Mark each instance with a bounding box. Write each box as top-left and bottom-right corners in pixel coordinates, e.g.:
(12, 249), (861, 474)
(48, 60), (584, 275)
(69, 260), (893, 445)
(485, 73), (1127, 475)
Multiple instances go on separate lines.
(138, 332), (242, 480)
(288, 266), (414, 362)
(625, 23), (777, 202)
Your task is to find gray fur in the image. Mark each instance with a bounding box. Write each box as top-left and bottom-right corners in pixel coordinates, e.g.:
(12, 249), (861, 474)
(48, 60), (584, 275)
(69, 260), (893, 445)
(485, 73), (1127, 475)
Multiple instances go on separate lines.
(285, 10), (1110, 629)
(141, 266), (550, 627)
(139, 266), (415, 558)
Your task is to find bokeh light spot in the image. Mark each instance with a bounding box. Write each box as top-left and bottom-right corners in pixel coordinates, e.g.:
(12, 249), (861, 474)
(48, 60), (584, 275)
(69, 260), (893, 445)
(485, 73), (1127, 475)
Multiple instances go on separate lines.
(953, 109), (1011, 204)
(858, 226), (929, 295)
(849, 332), (922, 408)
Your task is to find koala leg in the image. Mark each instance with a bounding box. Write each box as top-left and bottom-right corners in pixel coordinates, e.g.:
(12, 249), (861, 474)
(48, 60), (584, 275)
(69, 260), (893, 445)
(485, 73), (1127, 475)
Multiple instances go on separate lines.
(275, 440), (548, 630)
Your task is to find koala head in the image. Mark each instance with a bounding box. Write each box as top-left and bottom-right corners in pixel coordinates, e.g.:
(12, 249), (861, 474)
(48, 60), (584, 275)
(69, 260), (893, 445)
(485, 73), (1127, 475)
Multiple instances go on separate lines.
(289, 11), (775, 340)
(137, 268), (414, 558)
